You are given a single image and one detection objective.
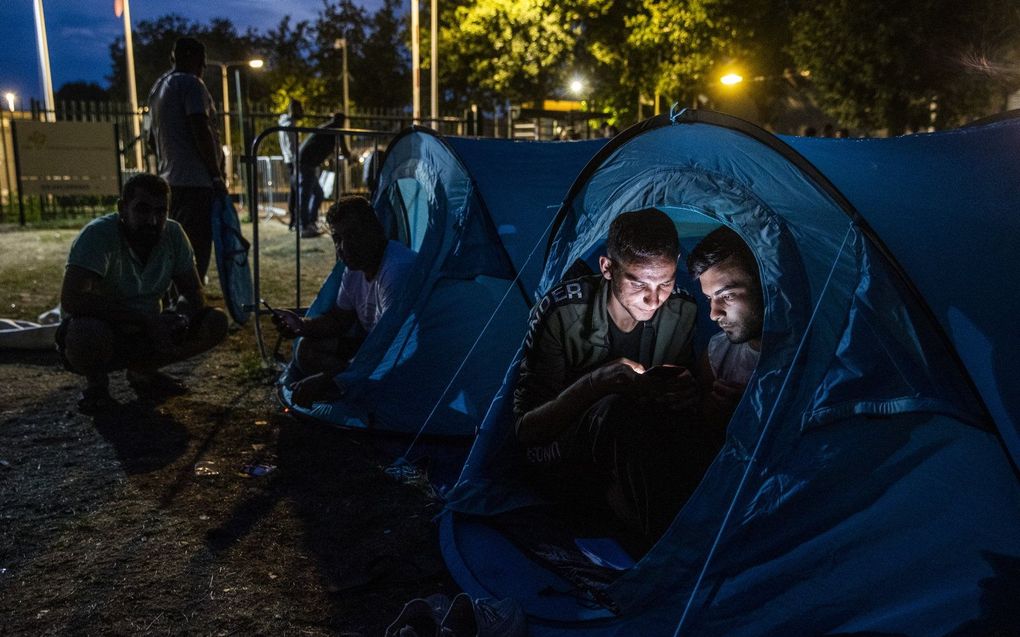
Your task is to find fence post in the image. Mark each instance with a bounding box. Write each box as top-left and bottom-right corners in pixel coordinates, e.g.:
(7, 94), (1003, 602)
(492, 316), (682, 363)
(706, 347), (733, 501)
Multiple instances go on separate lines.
(10, 119), (25, 225)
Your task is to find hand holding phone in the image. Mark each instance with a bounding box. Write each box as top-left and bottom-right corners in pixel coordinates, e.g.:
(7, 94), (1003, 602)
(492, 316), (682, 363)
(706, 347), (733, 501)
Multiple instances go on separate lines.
(263, 299), (303, 337)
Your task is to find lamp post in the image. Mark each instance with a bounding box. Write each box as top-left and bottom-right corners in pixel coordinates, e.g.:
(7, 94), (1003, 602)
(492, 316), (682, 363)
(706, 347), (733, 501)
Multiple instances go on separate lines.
(333, 38), (350, 118)
(206, 58), (264, 187)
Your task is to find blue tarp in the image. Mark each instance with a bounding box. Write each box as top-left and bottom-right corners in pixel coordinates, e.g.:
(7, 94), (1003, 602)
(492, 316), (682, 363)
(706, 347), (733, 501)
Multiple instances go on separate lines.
(442, 112), (1020, 635)
(280, 129), (607, 436)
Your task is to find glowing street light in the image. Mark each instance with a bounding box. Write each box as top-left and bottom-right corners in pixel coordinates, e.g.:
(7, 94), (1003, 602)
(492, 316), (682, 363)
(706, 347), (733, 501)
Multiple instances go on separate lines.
(569, 77), (585, 96)
(720, 73), (743, 86)
(207, 58), (265, 185)
(4, 92), (15, 112)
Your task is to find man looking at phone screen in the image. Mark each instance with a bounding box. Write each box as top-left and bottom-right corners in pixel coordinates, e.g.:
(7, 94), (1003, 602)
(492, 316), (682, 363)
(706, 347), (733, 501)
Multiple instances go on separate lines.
(687, 226), (764, 429)
(513, 209), (712, 544)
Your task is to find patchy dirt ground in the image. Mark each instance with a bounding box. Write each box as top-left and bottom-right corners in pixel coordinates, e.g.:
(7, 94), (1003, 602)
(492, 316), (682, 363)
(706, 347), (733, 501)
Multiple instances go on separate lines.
(0, 221), (459, 635)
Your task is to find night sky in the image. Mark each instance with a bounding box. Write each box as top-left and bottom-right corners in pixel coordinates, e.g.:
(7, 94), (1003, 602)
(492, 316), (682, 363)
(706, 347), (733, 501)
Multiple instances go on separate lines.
(0, 0), (381, 106)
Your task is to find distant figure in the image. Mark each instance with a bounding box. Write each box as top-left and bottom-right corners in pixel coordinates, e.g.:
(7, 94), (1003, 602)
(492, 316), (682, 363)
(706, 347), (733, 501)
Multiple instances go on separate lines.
(278, 98), (304, 230)
(802, 126), (818, 137)
(687, 227), (764, 429)
(272, 196), (415, 407)
(146, 37), (225, 281)
(822, 123), (835, 138)
(835, 128), (850, 138)
(599, 120), (618, 138)
(297, 112), (348, 238)
(57, 173), (228, 413)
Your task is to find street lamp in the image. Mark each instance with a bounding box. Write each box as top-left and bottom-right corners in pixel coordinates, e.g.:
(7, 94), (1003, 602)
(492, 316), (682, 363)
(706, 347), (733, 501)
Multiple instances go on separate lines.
(333, 39), (350, 118)
(4, 92), (15, 112)
(569, 77), (585, 96)
(206, 58), (264, 186)
(720, 73), (743, 86)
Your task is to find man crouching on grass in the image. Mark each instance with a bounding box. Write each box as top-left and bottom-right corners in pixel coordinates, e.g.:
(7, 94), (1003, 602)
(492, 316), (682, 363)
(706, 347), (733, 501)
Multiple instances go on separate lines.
(57, 173), (229, 413)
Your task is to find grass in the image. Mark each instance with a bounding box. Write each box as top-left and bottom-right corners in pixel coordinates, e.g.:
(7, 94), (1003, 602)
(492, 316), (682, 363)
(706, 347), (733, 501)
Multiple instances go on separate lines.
(0, 215), (336, 323)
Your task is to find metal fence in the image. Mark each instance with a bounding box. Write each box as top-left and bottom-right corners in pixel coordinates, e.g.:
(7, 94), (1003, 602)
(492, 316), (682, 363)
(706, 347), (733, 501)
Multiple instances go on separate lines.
(0, 99), (527, 226)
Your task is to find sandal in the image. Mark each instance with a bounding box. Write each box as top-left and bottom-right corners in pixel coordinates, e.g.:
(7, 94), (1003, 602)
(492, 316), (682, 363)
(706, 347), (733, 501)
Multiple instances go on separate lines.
(77, 385), (118, 414)
(127, 370), (189, 397)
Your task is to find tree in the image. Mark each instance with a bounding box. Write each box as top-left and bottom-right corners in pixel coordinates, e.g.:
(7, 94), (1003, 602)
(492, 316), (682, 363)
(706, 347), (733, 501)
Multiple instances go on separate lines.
(107, 15), (268, 110)
(438, 0), (598, 108)
(621, 0), (791, 117)
(55, 82), (110, 103)
(788, 0), (1020, 132)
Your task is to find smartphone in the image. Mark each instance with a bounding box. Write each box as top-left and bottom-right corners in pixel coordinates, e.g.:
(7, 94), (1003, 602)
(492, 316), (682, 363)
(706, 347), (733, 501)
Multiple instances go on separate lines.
(260, 298), (278, 315)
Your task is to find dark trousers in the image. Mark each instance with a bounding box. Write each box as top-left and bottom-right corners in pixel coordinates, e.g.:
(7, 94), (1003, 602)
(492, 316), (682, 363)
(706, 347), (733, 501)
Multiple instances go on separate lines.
(284, 162), (297, 228)
(523, 394), (721, 541)
(170, 185), (214, 280)
(298, 164), (323, 229)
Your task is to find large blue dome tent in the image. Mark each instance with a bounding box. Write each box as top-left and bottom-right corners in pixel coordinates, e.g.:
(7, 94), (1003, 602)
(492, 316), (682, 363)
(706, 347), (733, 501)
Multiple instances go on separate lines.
(439, 110), (1020, 635)
(279, 128), (608, 437)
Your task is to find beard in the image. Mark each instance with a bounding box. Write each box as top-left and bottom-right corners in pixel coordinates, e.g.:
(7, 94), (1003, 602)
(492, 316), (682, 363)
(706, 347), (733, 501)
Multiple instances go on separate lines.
(122, 221), (163, 254)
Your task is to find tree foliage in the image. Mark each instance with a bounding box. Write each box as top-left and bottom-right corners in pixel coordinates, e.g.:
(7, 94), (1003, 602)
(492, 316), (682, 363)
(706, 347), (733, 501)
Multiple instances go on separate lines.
(788, 0), (1020, 132)
(102, 1), (1020, 132)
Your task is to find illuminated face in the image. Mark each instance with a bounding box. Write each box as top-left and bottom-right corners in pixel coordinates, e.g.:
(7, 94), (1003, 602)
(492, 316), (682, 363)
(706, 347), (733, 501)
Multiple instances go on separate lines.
(699, 256), (764, 347)
(118, 189), (168, 251)
(600, 255), (677, 330)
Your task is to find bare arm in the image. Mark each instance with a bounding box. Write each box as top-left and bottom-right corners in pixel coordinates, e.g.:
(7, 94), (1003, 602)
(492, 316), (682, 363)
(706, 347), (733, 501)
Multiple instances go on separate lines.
(516, 358), (643, 446)
(61, 265), (154, 328)
(185, 113), (224, 186)
(171, 264), (208, 320)
(273, 305), (357, 340)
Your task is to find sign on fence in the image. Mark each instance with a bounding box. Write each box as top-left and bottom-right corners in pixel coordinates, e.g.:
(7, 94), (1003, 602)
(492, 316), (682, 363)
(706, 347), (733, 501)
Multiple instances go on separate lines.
(14, 120), (119, 196)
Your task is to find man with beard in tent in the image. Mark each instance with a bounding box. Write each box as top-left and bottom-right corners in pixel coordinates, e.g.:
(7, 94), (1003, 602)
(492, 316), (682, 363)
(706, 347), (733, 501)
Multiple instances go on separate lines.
(687, 226), (764, 429)
(57, 173), (229, 412)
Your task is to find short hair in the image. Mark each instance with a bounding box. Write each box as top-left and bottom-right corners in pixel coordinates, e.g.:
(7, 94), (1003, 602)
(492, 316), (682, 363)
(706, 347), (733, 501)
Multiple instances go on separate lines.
(326, 195), (382, 235)
(687, 226), (757, 280)
(122, 172), (170, 204)
(172, 37), (205, 66)
(606, 208), (679, 265)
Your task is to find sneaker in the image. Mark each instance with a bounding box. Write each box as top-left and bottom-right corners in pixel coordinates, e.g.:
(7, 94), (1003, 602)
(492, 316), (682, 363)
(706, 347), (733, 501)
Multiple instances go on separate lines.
(385, 593), (452, 637)
(441, 593), (527, 637)
(300, 225), (322, 238)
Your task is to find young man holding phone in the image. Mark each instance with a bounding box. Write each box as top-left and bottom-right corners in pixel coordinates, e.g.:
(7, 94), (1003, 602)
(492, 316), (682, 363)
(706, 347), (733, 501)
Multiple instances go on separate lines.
(513, 209), (711, 543)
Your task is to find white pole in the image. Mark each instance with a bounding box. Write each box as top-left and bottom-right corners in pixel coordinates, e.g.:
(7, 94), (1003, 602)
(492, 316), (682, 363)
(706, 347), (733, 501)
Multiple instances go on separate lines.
(411, 0), (421, 124)
(122, 0), (143, 169)
(430, 0), (438, 129)
(32, 0), (55, 121)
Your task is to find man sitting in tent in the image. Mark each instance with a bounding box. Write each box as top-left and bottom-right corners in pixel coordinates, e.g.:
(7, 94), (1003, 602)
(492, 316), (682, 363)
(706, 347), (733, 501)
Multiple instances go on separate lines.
(57, 173), (229, 412)
(273, 196), (415, 407)
(687, 227), (764, 428)
(513, 209), (711, 543)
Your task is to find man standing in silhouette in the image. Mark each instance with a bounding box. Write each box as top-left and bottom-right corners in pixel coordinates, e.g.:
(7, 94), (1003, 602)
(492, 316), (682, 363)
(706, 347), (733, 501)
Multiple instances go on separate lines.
(146, 36), (226, 281)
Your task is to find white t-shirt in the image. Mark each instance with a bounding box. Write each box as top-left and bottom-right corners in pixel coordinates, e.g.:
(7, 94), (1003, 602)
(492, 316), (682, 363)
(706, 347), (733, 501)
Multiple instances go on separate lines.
(335, 240), (415, 332)
(146, 71), (221, 187)
(707, 331), (760, 386)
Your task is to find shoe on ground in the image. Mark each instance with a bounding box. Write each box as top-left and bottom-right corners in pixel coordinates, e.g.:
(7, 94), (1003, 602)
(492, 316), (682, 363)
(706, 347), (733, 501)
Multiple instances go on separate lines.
(300, 225), (322, 238)
(77, 385), (118, 414)
(126, 370), (189, 398)
(385, 593), (451, 637)
(441, 593), (527, 637)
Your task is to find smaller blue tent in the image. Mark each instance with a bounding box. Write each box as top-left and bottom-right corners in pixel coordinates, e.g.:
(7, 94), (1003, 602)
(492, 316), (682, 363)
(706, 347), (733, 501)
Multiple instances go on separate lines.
(440, 111), (1020, 635)
(279, 129), (607, 437)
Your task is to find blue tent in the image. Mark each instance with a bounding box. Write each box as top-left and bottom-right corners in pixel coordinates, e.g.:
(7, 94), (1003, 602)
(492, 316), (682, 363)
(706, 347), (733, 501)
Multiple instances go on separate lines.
(440, 111), (1020, 635)
(280, 128), (607, 437)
